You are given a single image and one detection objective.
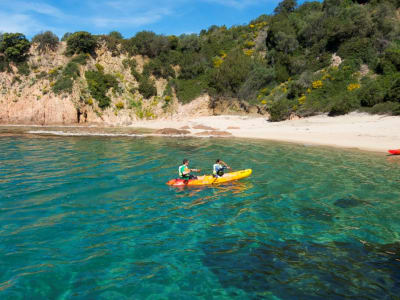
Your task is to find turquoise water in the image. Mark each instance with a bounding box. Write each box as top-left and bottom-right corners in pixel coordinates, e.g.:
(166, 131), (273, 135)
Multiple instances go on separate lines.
(1, 135), (400, 299)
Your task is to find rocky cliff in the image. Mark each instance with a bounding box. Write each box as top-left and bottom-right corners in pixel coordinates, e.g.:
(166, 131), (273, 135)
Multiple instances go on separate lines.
(0, 42), (262, 126)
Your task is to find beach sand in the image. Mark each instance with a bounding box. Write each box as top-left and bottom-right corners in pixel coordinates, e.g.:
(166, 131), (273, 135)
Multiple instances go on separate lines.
(133, 112), (400, 153)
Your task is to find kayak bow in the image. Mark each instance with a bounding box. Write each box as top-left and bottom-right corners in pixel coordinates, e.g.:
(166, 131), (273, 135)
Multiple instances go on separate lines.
(388, 149), (400, 155)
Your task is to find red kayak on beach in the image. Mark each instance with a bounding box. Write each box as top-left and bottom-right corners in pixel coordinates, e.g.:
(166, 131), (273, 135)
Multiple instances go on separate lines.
(388, 149), (400, 155)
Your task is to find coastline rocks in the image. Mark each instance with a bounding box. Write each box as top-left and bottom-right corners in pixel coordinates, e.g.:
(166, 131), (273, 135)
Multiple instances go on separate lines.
(155, 128), (190, 135)
(193, 124), (216, 130)
(195, 130), (232, 136)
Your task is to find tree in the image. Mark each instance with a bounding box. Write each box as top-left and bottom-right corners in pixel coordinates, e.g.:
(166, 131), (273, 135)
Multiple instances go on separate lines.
(32, 31), (59, 53)
(109, 31), (123, 40)
(0, 33), (30, 62)
(61, 32), (72, 41)
(66, 31), (98, 55)
(274, 0), (297, 14)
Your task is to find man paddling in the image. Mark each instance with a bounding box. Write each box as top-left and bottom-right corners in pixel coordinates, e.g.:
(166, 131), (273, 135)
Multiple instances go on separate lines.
(213, 159), (231, 177)
(179, 159), (201, 180)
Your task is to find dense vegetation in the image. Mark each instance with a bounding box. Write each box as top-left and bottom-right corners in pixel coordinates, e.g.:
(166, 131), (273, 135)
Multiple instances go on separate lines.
(1, 0), (400, 119)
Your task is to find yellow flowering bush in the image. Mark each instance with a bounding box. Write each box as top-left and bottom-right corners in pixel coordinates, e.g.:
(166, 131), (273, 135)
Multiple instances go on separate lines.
(244, 49), (254, 56)
(298, 95), (306, 104)
(115, 101), (124, 109)
(244, 41), (255, 49)
(312, 80), (323, 89)
(213, 56), (224, 68)
(347, 83), (361, 91)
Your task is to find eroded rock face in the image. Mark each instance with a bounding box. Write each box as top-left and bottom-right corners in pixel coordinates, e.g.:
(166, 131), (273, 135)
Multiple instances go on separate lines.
(0, 95), (78, 125)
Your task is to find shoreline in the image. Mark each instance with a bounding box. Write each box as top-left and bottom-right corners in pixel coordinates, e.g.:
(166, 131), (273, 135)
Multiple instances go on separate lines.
(1, 112), (399, 154)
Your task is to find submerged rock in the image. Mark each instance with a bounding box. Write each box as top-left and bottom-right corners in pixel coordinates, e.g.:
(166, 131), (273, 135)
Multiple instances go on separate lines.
(200, 238), (400, 299)
(334, 196), (367, 208)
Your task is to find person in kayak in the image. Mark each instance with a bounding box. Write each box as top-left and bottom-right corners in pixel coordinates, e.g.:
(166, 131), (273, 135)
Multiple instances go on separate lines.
(213, 159), (231, 177)
(179, 159), (201, 180)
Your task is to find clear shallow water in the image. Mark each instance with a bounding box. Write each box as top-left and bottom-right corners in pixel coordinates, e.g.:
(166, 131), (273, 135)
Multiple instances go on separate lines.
(1, 135), (400, 299)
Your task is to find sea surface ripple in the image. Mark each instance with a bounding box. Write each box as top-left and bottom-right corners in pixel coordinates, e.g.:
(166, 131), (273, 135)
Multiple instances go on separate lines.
(1, 135), (400, 299)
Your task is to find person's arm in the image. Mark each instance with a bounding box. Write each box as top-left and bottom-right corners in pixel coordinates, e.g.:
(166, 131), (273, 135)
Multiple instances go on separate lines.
(190, 168), (201, 172)
(220, 160), (231, 170)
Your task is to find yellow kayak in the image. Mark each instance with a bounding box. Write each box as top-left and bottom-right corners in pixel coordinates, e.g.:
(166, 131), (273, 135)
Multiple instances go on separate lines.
(167, 169), (252, 186)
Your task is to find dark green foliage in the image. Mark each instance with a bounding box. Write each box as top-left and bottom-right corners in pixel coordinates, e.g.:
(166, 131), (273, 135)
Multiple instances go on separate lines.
(172, 77), (208, 104)
(0, 56), (8, 72)
(17, 61), (30, 76)
(122, 58), (141, 81)
(32, 31), (59, 53)
(66, 32), (97, 56)
(70, 53), (88, 65)
(0, 33), (30, 62)
(109, 31), (123, 40)
(274, 0), (297, 14)
(138, 76), (157, 99)
(61, 33), (72, 41)
(62, 62), (80, 79)
(385, 75), (400, 102)
(238, 66), (275, 102)
(125, 31), (169, 58)
(337, 37), (376, 64)
(178, 52), (205, 79)
(208, 50), (253, 96)
(85, 70), (119, 108)
(358, 79), (386, 107)
(52, 77), (73, 94)
(269, 98), (292, 121)
(143, 59), (175, 79)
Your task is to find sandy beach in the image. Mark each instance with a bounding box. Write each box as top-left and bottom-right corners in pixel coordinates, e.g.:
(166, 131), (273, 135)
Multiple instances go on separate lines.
(133, 112), (400, 153)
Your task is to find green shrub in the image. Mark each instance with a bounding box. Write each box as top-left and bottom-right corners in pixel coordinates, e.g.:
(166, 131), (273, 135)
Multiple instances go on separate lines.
(61, 32), (72, 41)
(269, 98), (292, 122)
(238, 66), (275, 102)
(328, 94), (359, 116)
(337, 37), (376, 64)
(52, 77), (73, 94)
(208, 49), (253, 96)
(71, 53), (89, 65)
(17, 61), (30, 76)
(85, 70), (119, 108)
(0, 33), (30, 62)
(385, 76), (400, 103)
(358, 79), (386, 107)
(172, 77), (208, 104)
(0, 56), (9, 72)
(125, 31), (170, 58)
(364, 102), (400, 115)
(66, 31), (97, 56)
(143, 59), (175, 79)
(138, 76), (157, 99)
(32, 31), (59, 53)
(62, 62), (80, 79)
